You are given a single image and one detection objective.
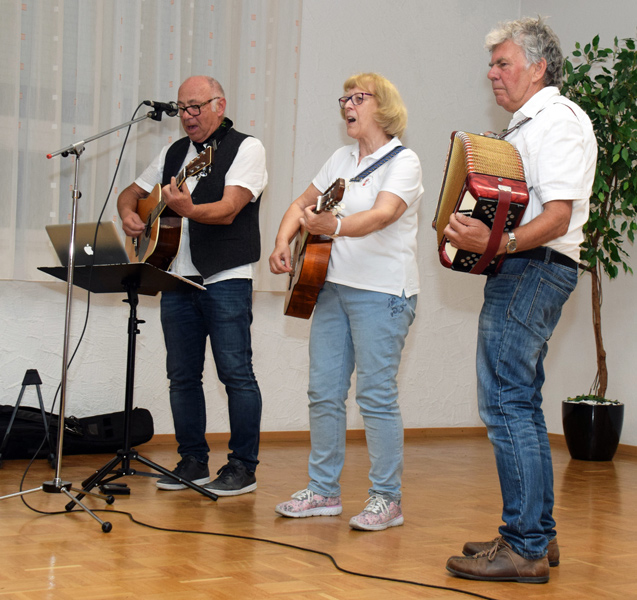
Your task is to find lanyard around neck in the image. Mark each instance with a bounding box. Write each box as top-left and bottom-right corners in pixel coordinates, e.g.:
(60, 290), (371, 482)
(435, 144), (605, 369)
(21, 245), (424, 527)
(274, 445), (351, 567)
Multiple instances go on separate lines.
(349, 145), (406, 182)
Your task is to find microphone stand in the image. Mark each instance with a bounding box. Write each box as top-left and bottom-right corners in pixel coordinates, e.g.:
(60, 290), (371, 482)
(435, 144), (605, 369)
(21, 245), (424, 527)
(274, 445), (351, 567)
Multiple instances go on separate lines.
(0, 108), (171, 532)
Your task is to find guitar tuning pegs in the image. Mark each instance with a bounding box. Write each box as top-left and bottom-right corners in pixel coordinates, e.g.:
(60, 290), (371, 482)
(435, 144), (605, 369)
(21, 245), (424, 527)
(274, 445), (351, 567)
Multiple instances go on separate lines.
(330, 204), (344, 216)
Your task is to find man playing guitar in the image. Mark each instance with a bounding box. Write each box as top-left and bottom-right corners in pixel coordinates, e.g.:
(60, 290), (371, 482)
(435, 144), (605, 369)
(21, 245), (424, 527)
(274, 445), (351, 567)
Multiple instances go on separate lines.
(117, 76), (267, 497)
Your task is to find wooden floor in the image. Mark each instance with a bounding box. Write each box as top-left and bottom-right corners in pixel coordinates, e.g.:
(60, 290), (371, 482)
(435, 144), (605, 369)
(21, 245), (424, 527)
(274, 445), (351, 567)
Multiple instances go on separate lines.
(0, 434), (635, 599)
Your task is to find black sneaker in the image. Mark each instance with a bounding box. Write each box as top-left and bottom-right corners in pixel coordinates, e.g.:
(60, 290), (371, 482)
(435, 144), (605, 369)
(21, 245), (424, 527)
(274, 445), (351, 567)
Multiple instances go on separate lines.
(156, 455), (210, 490)
(204, 458), (257, 496)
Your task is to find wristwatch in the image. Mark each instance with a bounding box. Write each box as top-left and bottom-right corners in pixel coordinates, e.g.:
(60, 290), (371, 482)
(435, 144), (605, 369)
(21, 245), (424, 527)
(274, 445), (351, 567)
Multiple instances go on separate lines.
(505, 231), (518, 253)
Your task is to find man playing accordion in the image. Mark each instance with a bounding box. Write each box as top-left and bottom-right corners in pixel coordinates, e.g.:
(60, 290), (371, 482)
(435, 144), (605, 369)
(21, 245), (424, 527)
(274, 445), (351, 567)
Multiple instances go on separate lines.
(444, 17), (597, 584)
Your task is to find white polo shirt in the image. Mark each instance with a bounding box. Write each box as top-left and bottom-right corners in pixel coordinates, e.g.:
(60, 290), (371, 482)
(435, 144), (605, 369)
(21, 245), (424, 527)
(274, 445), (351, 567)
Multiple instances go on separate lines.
(505, 86), (597, 262)
(312, 137), (423, 297)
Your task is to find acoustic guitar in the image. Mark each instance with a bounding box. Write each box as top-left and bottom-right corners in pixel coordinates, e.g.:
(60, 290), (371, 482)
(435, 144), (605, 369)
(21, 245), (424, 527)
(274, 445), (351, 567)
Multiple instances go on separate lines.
(284, 178), (345, 319)
(126, 147), (213, 271)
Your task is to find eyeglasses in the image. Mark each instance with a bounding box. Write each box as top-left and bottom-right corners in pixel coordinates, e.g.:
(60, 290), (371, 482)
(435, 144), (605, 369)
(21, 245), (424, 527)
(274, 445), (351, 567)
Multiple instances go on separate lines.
(338, 92), (374, 109)
(178, 97), (221, 116)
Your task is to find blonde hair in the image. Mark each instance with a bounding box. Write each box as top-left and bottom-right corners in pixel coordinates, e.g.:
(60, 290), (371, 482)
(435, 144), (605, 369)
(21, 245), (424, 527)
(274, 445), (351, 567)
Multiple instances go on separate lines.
(341, 73), (407, 139)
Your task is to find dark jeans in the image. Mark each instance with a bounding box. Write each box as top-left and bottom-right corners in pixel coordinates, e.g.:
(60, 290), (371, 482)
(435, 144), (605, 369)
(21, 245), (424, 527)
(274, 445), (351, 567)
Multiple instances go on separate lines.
(160, 278), (261, 471)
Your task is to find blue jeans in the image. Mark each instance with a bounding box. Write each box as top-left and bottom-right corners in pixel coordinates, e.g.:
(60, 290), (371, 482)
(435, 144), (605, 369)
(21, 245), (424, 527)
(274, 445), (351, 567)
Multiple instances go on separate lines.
(477, 254), (578, 560)
(160, 278), (261, 470)
(306, 282), (417, 502)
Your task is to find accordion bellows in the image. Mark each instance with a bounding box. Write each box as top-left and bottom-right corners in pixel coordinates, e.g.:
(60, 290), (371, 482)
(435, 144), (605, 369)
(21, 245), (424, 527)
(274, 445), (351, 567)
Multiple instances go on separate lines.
(433, 131), (529, 275)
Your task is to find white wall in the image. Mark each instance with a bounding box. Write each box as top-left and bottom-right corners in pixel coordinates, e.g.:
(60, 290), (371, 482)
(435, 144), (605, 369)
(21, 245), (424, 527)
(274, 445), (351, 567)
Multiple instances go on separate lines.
(1, 0), (635, 446)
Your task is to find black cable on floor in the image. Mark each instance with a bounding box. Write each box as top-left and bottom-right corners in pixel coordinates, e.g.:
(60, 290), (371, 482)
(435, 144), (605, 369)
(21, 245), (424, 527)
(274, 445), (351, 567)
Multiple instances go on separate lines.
(19, 499), (502, 600)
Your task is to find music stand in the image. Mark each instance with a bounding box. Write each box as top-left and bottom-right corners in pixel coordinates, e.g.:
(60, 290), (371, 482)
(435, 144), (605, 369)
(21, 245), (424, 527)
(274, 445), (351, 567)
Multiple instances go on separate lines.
(0, 108), (185, 533)
(38, 262), (218, 518)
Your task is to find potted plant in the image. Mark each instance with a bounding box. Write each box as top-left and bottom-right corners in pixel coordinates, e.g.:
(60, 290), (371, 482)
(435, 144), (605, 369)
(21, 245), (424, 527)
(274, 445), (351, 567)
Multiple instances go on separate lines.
(560, 35), (637, 460)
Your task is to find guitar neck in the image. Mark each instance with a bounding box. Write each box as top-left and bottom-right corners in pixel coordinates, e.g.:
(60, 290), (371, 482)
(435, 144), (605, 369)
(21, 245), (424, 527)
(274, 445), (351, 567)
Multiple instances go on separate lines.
(314, 178), (344, 215)
(174, 165), (188, 189)
(314, 193), (332, 215)
(150, 167), (188, 221)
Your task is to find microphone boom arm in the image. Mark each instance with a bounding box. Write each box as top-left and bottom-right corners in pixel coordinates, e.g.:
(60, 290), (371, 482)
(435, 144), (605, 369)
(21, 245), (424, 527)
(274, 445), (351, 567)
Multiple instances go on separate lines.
(47, 112), (156, 159)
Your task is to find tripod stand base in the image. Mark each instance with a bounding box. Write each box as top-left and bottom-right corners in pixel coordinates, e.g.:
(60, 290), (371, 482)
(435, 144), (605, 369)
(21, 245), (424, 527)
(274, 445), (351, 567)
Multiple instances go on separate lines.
(39, 263), (215, 516)
(0, 478), (114, 533)
(65, 447), (218, 512)
(42, 479), (73, 493)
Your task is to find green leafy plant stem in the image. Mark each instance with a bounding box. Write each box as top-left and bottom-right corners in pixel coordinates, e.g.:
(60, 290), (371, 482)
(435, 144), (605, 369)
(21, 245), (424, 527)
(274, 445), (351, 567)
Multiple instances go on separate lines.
(562, 35), (637, 400)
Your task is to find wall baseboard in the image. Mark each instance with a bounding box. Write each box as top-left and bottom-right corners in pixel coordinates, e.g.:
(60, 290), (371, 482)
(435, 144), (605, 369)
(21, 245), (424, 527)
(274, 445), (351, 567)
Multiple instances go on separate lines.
(144, 428), (637, 457)
(146, 427), (489, 446)
(548, 432), (637, 457)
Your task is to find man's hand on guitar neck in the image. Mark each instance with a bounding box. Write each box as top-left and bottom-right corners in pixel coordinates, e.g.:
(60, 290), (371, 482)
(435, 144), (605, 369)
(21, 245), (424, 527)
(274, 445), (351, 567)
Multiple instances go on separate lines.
(162, 176), (196, 219)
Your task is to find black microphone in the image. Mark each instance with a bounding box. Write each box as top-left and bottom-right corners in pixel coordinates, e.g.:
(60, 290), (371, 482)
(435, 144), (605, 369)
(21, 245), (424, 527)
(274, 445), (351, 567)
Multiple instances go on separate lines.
(143, 100), (179, 120)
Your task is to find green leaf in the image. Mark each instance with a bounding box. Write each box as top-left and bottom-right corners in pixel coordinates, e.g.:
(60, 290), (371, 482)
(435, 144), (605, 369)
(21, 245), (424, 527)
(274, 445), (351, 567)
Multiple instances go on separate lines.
(563, 33), (637, 389)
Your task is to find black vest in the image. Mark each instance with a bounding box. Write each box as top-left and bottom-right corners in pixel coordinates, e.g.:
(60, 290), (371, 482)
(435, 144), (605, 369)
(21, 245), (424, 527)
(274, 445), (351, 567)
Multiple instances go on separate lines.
(162, 127), (261, 278)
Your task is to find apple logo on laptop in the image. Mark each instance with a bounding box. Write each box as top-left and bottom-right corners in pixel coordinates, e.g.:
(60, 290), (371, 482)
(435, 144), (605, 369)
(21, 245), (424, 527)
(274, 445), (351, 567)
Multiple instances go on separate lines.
(83, 244), (94, 256)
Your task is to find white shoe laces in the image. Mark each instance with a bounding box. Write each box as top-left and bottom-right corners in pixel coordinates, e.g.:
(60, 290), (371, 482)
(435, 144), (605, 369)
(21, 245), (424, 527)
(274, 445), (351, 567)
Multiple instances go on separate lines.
(291, 489), (314, 501)
(364, 494), (389, 515)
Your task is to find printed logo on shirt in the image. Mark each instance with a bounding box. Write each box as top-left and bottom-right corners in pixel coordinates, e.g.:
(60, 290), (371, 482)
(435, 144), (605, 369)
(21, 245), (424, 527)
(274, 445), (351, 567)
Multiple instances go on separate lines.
(361, 176), (372, 188)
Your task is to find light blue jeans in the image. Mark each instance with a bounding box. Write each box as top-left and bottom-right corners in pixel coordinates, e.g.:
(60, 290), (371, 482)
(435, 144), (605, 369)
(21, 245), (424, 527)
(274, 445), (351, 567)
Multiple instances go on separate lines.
(477, 254), (577, 560)
(306, 282), (417, 502)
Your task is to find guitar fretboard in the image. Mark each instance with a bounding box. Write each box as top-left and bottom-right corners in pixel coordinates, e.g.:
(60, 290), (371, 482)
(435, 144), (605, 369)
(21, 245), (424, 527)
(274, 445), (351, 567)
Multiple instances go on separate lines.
(148, 165), (189, 223)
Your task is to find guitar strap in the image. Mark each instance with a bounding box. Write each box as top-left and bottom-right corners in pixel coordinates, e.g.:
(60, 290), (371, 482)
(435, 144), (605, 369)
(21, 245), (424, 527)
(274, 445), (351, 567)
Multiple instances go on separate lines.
(349, 145), (406, 182)
(193, 117), (234, 154)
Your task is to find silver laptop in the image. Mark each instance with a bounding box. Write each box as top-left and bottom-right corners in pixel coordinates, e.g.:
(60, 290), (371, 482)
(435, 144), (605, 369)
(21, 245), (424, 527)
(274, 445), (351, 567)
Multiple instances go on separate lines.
(46, 221), (129, 267)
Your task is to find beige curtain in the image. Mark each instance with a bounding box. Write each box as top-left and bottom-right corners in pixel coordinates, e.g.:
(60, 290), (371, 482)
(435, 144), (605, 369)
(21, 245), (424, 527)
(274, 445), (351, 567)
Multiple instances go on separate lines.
(0, 0), (302, 290)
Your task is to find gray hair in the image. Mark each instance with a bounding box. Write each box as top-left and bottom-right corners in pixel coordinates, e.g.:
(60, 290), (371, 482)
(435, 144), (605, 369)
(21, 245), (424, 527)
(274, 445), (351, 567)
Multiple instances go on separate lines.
(485, 16), (563, 88)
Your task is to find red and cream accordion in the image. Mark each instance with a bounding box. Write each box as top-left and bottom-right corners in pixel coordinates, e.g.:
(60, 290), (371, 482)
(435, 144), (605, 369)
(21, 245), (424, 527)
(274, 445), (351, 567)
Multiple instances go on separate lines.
(432, 131), (529, 275)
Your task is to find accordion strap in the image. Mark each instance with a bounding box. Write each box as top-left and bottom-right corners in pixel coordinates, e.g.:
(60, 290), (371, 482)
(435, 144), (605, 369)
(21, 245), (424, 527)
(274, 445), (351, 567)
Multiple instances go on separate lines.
(349, 145), (406, 182)
(497, 117), (532, 139)
(469, 186), (512, 274)
(468, 115), (532, 274)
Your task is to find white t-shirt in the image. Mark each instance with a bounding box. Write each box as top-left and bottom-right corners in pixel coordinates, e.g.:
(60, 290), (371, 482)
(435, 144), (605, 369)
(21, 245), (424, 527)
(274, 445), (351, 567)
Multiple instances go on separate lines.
(505, 87), (597, 262)
(312, 137), (423, 297)
(134, 136), (268, 283)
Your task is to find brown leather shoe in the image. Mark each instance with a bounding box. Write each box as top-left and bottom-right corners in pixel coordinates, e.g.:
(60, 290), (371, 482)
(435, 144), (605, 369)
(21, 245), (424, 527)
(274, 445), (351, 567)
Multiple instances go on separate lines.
(447, 538), (549, 583)
(463, 536), (560, 567)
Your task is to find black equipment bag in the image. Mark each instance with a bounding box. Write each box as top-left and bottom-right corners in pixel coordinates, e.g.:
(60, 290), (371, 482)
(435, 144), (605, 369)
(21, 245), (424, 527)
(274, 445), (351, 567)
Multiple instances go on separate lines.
(0, 405), (154, 460)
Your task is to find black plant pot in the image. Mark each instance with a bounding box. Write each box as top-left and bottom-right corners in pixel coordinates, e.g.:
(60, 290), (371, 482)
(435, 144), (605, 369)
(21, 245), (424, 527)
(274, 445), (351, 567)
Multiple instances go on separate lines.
(562, 401), (625, 461)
